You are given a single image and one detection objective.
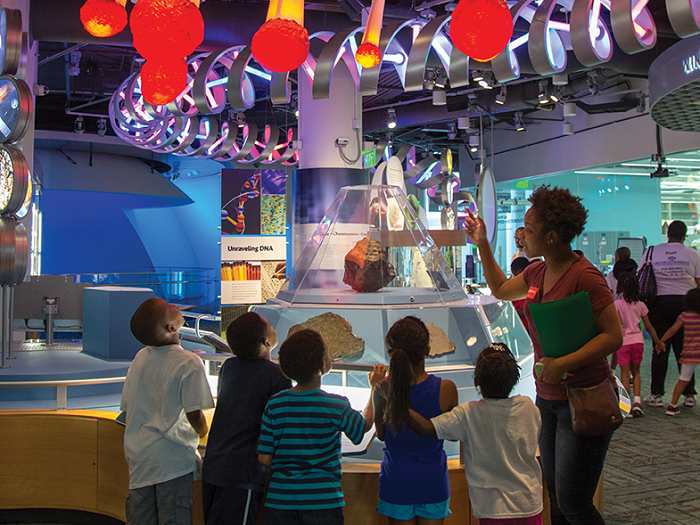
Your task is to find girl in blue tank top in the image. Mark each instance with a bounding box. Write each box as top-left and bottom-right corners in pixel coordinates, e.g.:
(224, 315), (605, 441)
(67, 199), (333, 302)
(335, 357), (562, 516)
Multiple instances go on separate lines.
(372, 316), (459, 524)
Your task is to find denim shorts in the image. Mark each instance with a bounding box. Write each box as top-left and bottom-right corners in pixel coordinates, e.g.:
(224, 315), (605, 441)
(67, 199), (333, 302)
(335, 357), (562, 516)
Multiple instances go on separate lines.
(377, 498), (451, 520)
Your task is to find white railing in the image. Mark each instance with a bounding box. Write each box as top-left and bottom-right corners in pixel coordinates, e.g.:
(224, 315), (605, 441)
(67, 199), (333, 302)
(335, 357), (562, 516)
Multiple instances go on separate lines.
(0, 376), (127, 410)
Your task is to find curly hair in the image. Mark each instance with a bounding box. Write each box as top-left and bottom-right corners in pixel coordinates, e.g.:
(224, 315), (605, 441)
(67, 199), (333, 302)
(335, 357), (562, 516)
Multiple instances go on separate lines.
(384, 316), (430, 428)
(278, 329), (327, 384)
(474, 344), (520, 399)
(528, 185), (588, 244)
(225, 312), (268, 359)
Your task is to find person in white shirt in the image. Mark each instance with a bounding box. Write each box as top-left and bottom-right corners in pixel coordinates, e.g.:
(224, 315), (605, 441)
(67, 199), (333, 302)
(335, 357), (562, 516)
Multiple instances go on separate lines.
(643, 221), (700, 409)
(409, 343), (543, 525)
(121, 298), (215, 525)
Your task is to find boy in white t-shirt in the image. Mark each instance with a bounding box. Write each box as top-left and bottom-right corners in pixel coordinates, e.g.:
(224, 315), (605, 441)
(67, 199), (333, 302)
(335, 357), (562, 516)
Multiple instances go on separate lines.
(120, 298), (215, 525)
(410, 343), (543, 525)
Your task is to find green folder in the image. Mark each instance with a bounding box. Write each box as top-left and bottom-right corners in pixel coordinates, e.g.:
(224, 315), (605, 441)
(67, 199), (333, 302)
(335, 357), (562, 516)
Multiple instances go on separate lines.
(529, 291), (597, 358)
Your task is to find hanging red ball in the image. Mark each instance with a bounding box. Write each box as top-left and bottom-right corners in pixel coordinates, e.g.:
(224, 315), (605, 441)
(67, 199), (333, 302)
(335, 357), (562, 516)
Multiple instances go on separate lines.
(141, 57), (188, 105)
(80, 0), (128, 38)
(251, 18), (310, 73)
(130, 0), (204, 60)
(355, 42), (382, 69)
(450, 0), (513, 62)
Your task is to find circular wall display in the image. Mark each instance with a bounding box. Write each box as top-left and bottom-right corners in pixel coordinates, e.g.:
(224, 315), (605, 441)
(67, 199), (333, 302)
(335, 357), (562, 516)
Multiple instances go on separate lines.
(0, 217), (28, 285)
(0, 9), (23, 77)
(0, 144), (29, 216)
(0, 76), (33, 143)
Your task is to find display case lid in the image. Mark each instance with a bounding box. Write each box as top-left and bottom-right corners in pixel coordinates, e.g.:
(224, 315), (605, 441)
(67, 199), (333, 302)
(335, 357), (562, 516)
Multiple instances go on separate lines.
(275, 184), (467, 305)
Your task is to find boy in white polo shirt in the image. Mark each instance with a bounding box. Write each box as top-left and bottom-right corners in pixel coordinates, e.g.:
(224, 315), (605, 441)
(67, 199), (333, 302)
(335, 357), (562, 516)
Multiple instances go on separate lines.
(120, 297), (215, 525)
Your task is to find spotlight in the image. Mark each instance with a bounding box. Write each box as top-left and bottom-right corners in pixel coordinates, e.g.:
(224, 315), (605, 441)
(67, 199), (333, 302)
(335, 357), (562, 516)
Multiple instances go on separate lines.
(74, 116), (85, 135)
(97, 118), (107, 137)
(468, 135), (479, 153)
(457, 116), (472, 130)
(433, 90), (446, 106)
(563, 122), (573, 135)
(68, 51), (81, 77)
(434, 69), (447, 89)
(564, 102), (577, 117)
(587, 71), (600, 95)
(472, 70), (484, 83)
(447, 122), (457, 140)
(387, 108), (397, 129)
(538, 80), (549, 104)
(236, 111), (246, 128)
(514, 112), (525, 132)
(478, 72), (495, 90)
(495, 84), (507, 105)
(549, 87), (561, 103)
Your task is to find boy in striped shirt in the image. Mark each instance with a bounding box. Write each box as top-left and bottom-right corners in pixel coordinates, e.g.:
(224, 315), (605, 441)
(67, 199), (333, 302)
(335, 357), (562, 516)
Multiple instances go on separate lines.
(258, 329), (386, 525)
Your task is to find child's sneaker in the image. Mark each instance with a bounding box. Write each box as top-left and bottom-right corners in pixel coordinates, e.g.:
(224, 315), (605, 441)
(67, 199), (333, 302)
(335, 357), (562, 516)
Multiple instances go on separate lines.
(644, 394), (663, 407)
(632, 403), (644, 418)
(666, 404), (681, 416)
(684, 395), (695, 408)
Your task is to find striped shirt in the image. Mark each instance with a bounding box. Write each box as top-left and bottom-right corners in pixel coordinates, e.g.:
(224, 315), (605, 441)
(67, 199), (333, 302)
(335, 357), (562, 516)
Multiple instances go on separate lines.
(680, 311), (700, 365)
(257, 389), (366, 510)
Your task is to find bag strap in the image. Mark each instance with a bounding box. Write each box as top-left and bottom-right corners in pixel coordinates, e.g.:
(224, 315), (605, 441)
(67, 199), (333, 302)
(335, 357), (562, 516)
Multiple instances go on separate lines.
(645, 246), (654, 264)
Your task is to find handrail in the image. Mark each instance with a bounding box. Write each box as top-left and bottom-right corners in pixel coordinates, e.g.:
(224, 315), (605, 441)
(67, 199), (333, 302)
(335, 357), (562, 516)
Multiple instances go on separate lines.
(0, 376), (126, 411)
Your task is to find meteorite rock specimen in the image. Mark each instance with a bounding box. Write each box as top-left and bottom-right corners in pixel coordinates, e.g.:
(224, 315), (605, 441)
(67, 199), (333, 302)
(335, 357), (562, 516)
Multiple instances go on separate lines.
(343, 237), (396, 293)
(427, 322), (455, 358)
(288, 312), (365, 361)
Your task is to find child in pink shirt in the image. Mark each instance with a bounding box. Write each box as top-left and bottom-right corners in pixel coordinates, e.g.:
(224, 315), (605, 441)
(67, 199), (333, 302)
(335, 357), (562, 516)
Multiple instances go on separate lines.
(615, 272), (661, 417)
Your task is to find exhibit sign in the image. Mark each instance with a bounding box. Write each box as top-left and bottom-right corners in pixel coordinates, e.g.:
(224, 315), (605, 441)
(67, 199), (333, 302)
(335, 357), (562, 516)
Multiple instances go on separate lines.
(220, 168), (288, 305)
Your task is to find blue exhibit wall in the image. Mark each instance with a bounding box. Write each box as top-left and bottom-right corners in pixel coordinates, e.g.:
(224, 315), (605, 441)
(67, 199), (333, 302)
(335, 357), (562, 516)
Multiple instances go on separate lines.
(36, 148), (222, 313)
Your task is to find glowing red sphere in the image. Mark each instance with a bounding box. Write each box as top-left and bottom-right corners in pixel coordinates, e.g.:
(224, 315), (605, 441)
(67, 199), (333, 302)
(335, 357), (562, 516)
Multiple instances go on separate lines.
(450, 0), (513, 62)
(355, 42), (382, 68)
(130, 0), (204, 60)
(80, 0), (128, 38)
(141, 57), (188, 105)
(251, 18), (310, 73)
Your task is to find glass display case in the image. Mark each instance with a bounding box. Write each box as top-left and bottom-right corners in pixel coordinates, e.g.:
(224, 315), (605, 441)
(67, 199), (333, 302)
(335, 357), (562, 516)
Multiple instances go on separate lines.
(252, 185), (535, 461)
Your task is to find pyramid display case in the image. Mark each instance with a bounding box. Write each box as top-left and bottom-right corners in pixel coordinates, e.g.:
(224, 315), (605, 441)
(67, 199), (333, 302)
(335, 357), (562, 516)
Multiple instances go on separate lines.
(252, 185), (535, 460)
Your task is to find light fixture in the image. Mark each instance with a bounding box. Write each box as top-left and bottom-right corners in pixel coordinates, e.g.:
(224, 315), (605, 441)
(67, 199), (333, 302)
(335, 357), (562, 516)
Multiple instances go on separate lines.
(495, 84), (507, 105)
(387, 108), (397, 129)
(538, 80), (549, 104)
(251, 0), (309, 73)
(457, 116), (472, 130)
(472, 70), (484, 83)
(97, 118), (107, 136)
(514, 112), (525, 132)
(355, 0), (385, 68)
(447, 122), (457, 140)
(478, 72), (495, 89)
(432, 90), (446, 106)
(468, 134), (479, 153)
(80, 0), (128, 38)
(564, 101), (577, 117)
(74, 116), (85, 134)
(68, 51), (81, 76)
(563, 121), (573, 135)
(434, 68), (447, 89)
(236, 110), (246, 128)
(637, 94), (646, 113)
(553, 73), (568, 85)
(450, 0), (513, 62)
(141, 57), (188, 106)
(549, 87), (561, 103)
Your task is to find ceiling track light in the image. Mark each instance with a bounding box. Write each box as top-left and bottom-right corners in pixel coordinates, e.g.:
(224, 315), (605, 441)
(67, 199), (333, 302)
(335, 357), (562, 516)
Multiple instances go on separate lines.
(549, 87), (561, 103)
(433, 90), (446, 106)
(447, 122), (457, 140)
(387, 108), (397, 129)
(495, 84), (507, 105)
(434, 68), (447, 89)
(563, 121), (573, 135)
(472, 70), (484, 83)
(468, 134), (479, 153)
(236, 111), (246, 128)
(74, 115), (85, 134)
(457, 116), (472, 130)
(514, 112), (525, 132)
(97, 118), (107, 137)
(564, 101), (577, 117)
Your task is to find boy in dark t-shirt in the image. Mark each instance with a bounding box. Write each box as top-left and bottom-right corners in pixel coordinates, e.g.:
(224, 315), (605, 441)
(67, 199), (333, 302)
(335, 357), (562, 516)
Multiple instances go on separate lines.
(201, 312), (291, 525)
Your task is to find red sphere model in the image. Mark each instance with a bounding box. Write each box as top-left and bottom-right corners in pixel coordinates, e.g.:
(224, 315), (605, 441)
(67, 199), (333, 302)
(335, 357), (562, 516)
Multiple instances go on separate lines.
(141, 57), (188, 105)
(130, 0), (204, 60)
(355, 42), (382, 68)
(80, 0), (128, 38)
(450, 0), (513, 62)
(251, 18), (310, 73)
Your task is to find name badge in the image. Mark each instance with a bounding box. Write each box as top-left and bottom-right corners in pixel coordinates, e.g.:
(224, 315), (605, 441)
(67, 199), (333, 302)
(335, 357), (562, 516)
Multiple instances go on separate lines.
(527, 286), (539, 299)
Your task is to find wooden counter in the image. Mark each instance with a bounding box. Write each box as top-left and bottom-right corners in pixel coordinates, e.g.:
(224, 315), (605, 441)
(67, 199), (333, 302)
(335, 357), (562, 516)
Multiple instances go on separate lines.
(0, 410), (602, 524)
